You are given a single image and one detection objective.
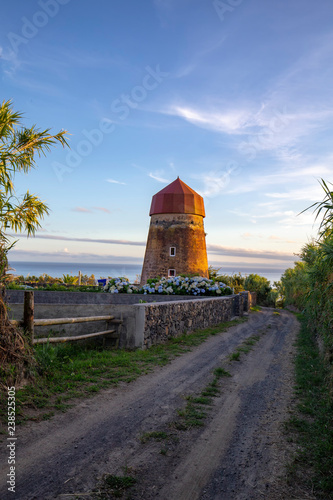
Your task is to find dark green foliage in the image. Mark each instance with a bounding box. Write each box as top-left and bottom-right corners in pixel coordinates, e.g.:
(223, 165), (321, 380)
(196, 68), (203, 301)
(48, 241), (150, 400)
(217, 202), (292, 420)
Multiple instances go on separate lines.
(280, 260), (309, 310)
(301, 178), (333, 238)
(140, 431), (168, 443)
(280, 235), (333, 389)
(244, 273), (273, 305)
(177, 402), (206, 427)
(214, 367), (231, 378)
(229, 351), (241, 361)
(146, 277), (160, 284)
(0, 100), (69, 388)
(281, 179), (333, 497)
(208, 267), (246, 293)
(101, 474), (136, 497)
(285, 315), (333, 498)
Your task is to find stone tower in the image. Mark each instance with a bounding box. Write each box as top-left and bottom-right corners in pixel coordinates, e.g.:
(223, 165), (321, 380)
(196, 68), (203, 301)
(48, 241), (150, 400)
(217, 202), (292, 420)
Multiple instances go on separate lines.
(140, 177), (209, 285)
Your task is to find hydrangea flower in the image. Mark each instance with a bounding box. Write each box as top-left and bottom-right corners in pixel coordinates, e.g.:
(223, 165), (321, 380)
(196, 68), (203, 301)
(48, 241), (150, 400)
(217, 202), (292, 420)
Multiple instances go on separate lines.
(105, 275), (232, 296)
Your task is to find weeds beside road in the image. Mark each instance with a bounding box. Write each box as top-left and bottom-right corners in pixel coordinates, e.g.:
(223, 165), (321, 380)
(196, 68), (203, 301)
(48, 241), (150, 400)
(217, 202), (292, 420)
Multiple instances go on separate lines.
(0, 318), (245, 428)
(284, 313), (333, 499)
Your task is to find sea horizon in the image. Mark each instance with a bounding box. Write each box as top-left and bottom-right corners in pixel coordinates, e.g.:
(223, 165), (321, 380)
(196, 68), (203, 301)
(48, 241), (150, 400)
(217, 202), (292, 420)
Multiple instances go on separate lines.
(7, 260), (286, 285)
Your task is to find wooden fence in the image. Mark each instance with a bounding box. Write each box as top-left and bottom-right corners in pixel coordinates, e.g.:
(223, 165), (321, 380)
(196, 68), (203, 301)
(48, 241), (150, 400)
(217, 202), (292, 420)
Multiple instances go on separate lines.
(10, 291), (122, 347)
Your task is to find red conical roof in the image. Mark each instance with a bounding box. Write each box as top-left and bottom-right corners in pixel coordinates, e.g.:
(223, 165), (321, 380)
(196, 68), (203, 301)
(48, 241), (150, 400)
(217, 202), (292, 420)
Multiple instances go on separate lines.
(149, 177), (205, 217)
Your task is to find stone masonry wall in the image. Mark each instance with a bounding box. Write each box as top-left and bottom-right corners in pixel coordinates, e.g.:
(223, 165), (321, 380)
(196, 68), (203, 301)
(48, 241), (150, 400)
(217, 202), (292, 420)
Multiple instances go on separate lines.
(138, 295), (245, 349)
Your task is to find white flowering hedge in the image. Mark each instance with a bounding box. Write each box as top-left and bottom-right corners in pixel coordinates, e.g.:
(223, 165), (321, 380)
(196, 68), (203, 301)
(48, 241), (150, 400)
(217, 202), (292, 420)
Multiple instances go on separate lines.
(104, 278), (137, 294)
(104, 276), (233, 296)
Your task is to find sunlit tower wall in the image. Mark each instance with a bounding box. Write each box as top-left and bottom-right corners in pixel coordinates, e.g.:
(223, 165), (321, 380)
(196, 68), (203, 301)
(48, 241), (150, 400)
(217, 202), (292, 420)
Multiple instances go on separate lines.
(140, 177), (209, 285)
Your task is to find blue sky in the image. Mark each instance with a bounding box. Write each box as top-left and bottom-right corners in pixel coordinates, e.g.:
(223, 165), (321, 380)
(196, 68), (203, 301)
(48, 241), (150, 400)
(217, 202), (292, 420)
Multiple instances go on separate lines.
(1, 0), (333, 276)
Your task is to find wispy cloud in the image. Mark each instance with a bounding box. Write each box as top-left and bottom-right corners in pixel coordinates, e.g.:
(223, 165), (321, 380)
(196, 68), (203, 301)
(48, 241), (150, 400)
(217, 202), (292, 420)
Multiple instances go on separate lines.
(169, 161), (176, 171)
(9, 248), (143, 264)
(208, 261), (293, 275)
(241, 232), (298, 244)
(227, 163), (331, 196)
(72, 206), (112, 214)
(266, 188), (322, 202)
(158, 33), (333, 166)
(268, 235), (297, 244)
(172, 36), (227, 79)
(173, 63), (197, 79)
(148, 171), (171, 183)
(10, 233), (146, 247)
(72, 207), (92, 213)
(231, 206), (318, 228)
(106, 178), (126, 185)
(278, 211), (318, 227)
(164, 105), (251, 134)
(0, 45), (20, 76)
(93, 207), (111, 213)
(162, 103), (333, 164)
(194, 165), (238, 197)
(207, 243), (298, 262)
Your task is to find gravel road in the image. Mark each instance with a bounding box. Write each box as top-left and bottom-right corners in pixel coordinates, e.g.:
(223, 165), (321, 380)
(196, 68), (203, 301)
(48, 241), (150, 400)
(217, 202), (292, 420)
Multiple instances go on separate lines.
(0, 308), (303, 499)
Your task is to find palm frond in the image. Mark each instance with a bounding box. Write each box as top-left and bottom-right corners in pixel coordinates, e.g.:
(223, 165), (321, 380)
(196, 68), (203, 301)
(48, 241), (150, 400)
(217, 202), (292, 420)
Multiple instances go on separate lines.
(300, 178), (333, 238)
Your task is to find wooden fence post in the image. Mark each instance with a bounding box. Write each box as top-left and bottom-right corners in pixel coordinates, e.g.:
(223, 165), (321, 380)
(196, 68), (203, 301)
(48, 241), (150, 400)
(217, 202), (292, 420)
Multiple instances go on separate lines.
(23, 291), (34, 345)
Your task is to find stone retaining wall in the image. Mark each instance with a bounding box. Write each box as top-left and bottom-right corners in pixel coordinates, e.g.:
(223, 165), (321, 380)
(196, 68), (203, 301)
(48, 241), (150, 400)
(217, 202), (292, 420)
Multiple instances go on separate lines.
(138, 295), (240, 348)
(8, 291), (255, 349)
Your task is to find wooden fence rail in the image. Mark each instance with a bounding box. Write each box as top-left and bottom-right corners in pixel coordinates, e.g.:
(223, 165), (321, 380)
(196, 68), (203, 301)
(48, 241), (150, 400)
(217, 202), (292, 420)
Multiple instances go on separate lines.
(34, 316), (120, 326)
(10, 291), (122, 347)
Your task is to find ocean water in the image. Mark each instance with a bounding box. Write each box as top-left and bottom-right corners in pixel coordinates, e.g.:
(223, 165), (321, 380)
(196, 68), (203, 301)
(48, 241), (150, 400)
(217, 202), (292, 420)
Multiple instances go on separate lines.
(8, 261), (143, 283)
(8, 261), (284, 285)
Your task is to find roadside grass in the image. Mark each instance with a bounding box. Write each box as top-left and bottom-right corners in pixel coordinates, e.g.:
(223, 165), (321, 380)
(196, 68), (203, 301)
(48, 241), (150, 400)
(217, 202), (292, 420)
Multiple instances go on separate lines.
(250, 305), (262, 312)
(0, 318), (246, 427)
(176, 401), (207, 428)
(285, 313), (333, 499)
(172, 334), (262, 431)
(229, 351), (241, 361)
(228, 334), (261, 361)
(97, 473), (137, 498)
(139, 431), (169, 443)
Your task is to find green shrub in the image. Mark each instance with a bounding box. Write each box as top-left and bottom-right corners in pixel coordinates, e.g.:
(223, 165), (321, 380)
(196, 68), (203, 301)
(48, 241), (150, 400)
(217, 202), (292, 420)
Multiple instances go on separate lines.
(208, 267), (245, 293)
(244, 274), (273, 306)
(281, 179), (333, 396)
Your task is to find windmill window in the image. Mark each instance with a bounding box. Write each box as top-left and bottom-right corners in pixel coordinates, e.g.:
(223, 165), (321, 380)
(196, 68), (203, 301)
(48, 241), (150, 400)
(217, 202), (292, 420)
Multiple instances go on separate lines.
(168, 269), (176, 277)
(169, 247), (176, 257)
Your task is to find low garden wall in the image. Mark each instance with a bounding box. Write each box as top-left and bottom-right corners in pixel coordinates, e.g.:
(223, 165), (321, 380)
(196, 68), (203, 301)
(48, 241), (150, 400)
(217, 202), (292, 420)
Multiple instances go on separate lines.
(138, 295), (238, 348)
(7, 291), (256, 349)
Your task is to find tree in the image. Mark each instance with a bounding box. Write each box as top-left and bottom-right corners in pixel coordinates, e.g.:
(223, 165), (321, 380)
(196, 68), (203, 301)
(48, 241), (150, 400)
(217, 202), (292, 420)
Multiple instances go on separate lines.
(0, 99), (69, 387)
(244, 273), (272, 305)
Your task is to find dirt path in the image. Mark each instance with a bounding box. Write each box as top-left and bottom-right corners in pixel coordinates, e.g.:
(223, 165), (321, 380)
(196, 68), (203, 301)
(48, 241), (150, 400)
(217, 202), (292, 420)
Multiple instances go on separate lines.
(0, 308), (303, 499)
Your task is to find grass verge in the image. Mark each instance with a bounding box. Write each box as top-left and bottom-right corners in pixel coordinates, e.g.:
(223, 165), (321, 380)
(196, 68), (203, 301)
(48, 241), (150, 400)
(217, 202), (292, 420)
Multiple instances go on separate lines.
(228, 334), (261, 361)
(97, 473), (137, 498)
(139, 431), (169, 444)
(0, 318), (246, 428)
(172, 333), (262, 431)
(285, 313), (333, 499)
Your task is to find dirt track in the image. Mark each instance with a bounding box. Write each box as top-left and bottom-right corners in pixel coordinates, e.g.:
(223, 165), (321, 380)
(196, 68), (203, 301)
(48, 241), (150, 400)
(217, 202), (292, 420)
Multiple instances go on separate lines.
(0, 308), (305, 499)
